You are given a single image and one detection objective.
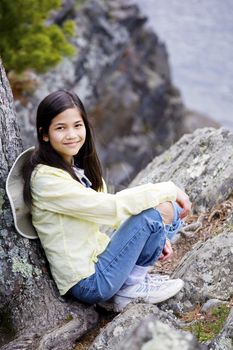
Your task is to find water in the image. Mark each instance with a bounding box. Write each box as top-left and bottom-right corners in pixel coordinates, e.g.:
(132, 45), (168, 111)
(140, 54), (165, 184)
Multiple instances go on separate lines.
(135, 0), (233, 130)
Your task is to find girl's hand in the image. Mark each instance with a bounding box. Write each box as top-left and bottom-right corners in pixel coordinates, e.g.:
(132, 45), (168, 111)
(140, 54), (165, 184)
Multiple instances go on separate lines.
(176, 187), (192, 219)
(159, 239), (173, 261)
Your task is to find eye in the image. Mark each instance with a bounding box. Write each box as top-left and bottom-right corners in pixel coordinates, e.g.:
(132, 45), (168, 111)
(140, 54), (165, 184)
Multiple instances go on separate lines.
(55, 126), (65, 130)
(75, 123), (83, 128)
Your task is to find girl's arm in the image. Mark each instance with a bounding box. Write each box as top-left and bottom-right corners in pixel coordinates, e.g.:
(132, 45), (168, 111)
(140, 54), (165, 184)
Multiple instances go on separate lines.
(31, 166), (178, 227)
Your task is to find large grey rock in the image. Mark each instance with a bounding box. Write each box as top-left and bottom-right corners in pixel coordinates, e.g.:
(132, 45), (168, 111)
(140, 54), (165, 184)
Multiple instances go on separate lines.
(89, 303), (179, 350)
(116, 316), (207, 350)
(162, 231), (233, 314)
(131, 127), (233, 213)
(89, 304), (206, 350)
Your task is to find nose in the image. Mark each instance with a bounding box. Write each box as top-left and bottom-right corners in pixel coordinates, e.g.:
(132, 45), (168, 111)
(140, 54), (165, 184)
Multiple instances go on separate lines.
(66, 128), (77, 139)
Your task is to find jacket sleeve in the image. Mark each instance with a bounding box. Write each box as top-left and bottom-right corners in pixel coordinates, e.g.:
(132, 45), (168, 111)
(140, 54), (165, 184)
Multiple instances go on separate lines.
(31, 166), (177, 227)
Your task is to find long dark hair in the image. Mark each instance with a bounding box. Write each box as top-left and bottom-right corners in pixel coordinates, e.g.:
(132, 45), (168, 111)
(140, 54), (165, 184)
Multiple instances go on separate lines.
(23, 90), (103, 208)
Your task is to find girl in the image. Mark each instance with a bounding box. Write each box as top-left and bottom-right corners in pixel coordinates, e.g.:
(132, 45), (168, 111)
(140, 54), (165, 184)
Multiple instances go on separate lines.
(22, 90), (191, 312)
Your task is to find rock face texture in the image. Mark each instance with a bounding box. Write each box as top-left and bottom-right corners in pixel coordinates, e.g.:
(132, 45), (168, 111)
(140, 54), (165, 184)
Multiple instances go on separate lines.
(165, 231), (233, 314)
(15, 0), (186, 186)
(131, 127), (233, 213)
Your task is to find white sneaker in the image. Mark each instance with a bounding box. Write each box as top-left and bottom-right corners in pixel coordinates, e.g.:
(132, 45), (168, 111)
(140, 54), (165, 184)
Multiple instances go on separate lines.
(113, 278), (184, 312)
(97, 274), (170, 312)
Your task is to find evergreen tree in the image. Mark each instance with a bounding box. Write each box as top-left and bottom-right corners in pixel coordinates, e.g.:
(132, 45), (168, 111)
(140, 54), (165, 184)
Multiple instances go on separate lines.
(0, 0), (76, 73)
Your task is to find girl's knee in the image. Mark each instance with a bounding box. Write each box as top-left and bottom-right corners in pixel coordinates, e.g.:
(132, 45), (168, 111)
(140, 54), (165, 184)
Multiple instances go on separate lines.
(136, 208), (164, 234)
(155, 201), (175, 224)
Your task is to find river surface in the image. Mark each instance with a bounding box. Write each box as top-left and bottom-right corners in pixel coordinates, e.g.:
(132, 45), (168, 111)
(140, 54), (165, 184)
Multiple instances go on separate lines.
(135, 0), (233, 130)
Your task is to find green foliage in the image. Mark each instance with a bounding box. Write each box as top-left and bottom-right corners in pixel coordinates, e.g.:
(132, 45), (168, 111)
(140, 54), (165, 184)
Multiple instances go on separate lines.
(63, 20), (76, 37)
(65, 314), (74, 322)
(0, 0), (76, 73)
(183, 304), (230, 342)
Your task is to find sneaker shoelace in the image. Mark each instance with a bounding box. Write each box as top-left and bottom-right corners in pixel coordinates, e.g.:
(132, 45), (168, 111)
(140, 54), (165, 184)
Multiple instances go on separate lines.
(135, 274), (174, 302)
(136, 277), (165, 294)
(144, 273), (169, 286)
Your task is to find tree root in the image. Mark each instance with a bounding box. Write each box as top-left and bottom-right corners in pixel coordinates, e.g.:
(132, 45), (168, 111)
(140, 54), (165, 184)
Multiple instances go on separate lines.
(37, 318), (92, 350)
(1, 316), (98, 350)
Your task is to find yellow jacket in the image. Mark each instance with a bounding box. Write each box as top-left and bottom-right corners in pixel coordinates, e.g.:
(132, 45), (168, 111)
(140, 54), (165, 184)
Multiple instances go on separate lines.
(31, 164), (177, 295)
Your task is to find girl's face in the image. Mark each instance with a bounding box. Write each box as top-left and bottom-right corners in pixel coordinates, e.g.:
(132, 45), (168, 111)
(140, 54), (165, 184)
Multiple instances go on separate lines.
(43, 108), (86, 164)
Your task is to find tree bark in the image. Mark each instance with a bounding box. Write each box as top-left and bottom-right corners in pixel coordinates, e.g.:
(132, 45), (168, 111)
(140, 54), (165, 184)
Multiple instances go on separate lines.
(0, 60), (98, 349)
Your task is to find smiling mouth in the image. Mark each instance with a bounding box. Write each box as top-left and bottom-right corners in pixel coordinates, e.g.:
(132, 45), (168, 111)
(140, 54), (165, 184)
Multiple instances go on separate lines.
(64, 142), (79, 146)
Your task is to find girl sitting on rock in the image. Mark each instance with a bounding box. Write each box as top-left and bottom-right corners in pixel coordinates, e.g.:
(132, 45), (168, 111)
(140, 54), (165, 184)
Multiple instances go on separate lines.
(21, 90), (191, 311)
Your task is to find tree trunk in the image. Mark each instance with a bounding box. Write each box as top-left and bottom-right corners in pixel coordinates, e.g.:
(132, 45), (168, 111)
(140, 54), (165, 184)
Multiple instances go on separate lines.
(0, 60), (98, 350)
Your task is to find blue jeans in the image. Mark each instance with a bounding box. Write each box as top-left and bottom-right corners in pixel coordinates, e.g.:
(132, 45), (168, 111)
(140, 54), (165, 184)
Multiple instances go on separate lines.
(69, 202), (183, 304)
